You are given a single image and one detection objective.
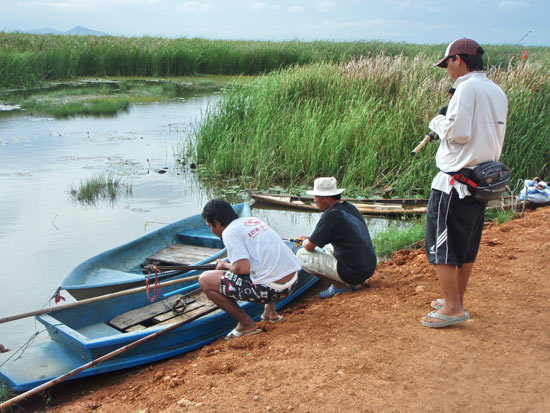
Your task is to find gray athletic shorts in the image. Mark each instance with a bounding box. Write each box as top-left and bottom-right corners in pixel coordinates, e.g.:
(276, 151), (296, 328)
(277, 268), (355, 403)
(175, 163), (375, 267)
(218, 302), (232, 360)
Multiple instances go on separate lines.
(425, 188), (486, 268)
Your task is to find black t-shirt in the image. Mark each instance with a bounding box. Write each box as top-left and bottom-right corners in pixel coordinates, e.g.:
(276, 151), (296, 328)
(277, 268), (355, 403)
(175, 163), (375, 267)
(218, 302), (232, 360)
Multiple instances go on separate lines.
(309, 201), (377, 284)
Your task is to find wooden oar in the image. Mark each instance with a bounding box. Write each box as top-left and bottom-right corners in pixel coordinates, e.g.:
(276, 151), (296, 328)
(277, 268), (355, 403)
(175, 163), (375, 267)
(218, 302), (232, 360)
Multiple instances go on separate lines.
(0, 304), (219, 410)
(143, 264), (217, 273)
(0, 268), (212, 325)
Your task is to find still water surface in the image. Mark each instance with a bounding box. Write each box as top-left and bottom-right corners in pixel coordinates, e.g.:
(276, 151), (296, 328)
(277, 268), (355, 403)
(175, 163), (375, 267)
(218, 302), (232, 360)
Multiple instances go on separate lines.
(0, 93), (399, 356)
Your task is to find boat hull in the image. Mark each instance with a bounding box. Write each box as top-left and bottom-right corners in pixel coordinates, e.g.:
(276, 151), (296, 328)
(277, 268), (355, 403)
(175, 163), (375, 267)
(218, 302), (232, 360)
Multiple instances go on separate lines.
(247, 191), (526, 216)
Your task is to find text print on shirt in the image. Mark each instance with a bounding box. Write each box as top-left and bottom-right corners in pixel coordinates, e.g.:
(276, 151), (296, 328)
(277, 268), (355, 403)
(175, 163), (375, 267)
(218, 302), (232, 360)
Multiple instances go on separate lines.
(244, 218), (267, 239)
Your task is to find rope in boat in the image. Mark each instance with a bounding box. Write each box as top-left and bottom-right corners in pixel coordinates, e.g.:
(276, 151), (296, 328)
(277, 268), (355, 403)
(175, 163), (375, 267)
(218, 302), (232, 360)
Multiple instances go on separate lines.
(50, 286), (66, 304)
(145, 266), (161, 302)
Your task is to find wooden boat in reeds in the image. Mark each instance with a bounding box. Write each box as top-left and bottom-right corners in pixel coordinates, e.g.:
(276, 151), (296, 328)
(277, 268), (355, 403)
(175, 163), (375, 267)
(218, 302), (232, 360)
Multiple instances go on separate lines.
(247, 190), (533, 216)
(246, 190), (428, 216)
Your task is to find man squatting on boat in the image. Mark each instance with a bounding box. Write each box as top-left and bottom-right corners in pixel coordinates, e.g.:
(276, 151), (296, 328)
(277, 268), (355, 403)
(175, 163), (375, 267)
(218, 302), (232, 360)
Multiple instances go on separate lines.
(199, 199), (301, 339)
(421, 38), (508, 328)
(297, 177), (377, 299)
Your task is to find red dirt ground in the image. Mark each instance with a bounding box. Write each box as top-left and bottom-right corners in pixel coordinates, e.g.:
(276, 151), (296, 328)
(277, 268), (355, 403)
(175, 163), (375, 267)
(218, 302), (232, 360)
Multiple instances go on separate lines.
(10, 206), (550, 413)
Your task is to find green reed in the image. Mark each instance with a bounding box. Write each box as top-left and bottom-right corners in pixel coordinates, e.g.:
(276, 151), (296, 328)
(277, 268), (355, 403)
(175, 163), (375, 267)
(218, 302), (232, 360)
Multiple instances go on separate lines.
(22, 97), (130, 116)
(192, 54), (550, 196)
(70, 174), (132, 204)
(372, 218), (426, 257)
(1, 32), (546, 88)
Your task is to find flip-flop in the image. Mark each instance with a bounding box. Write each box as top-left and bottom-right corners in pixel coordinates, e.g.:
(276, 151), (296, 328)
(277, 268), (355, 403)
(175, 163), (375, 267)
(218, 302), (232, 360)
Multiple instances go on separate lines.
(420, 310), (470, 328)
(261, 315), (283, 324)
(431, 298), (445, 310)
(224, 328), (262, 340)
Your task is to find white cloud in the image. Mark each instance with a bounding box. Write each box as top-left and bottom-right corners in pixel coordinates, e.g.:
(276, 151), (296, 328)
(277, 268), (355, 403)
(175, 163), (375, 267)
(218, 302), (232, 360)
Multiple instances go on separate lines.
(182, 1), (214, 12)
(318, 1), (334, 13)
(289, 5), (303, 13)
(498, 0), (530, 10)
(182, 1), (199, 11)
(252, 2), (267, 10)
(252, 2), (282, 11)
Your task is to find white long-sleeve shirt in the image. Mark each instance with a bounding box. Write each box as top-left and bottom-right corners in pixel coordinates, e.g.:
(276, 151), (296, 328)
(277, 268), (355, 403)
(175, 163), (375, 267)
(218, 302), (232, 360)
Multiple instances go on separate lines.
(429, 71), (508, 198)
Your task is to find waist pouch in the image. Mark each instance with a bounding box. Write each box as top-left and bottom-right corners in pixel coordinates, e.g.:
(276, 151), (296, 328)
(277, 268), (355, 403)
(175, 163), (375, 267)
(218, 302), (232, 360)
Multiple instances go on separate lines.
(445, 161), (510, 202)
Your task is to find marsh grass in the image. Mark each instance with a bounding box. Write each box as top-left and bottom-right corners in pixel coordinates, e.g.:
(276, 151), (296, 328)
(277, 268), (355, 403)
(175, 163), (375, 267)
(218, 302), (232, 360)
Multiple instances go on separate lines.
(372, 218), (426, 257)
(193, 54), (550, 196)
(7, 78), (220, 116)
(22, 97), (130, 116)
(2, 32), (546, 88)
(484, 208), (518, 225)
(70, 174), (132, 204)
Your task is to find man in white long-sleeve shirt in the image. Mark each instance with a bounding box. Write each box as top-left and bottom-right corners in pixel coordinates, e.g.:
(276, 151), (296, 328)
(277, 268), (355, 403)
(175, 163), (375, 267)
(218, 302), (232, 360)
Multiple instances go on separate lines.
(421, 38), (508, 328)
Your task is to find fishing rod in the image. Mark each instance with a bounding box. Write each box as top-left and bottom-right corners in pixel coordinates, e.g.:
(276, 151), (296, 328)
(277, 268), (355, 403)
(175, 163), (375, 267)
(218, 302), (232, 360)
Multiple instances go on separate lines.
(411, 30), (531, 156)
(487, 30), (531, 75)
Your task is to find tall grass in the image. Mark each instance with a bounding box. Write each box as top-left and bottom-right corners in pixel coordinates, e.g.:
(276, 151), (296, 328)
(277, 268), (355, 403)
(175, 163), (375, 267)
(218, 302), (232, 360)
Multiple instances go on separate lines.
(372, 218), (426, 257)
(22, 97), (130, 116)
(70, 174), (132, 204)
(192, 55), (550, 196)
(1, 32), (546, 87)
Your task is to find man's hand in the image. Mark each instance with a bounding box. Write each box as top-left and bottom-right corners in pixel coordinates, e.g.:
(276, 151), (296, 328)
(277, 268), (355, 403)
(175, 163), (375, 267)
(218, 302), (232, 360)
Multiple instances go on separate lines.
(294, 236), (308, 246)
(302, 238), (316, 252)
(215, 259), (228, 271)
(428, 131), (440, 141)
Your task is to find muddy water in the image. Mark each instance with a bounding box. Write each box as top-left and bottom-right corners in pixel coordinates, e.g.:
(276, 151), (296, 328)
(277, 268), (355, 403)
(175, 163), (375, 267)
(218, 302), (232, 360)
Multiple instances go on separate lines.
(0, 94), (401, 357)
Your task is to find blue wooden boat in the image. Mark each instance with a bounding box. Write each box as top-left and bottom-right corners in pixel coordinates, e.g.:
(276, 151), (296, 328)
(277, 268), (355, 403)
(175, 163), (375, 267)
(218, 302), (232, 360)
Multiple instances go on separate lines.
(60, 203), (251, 300)
(0, 259), (317, 392)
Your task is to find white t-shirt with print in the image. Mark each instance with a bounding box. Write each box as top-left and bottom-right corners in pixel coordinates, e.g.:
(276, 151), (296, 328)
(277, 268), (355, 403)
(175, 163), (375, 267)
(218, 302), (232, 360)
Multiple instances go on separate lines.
(222, 217), (301, 284)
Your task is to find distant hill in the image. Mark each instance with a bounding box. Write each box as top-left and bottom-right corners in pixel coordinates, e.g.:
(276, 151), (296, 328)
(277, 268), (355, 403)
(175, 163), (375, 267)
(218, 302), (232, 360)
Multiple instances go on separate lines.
(25, 26), (110, 36)
(63, 26), (110, 36)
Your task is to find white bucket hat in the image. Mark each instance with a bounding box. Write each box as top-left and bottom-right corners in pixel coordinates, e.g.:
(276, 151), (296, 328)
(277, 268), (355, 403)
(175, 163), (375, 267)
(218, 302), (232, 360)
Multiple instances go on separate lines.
(306, 177), (345, 196)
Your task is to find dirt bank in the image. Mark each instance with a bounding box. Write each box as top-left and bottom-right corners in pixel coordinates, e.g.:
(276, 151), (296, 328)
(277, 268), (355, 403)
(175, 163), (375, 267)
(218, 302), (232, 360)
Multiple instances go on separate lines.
(12, 207), (550, 412)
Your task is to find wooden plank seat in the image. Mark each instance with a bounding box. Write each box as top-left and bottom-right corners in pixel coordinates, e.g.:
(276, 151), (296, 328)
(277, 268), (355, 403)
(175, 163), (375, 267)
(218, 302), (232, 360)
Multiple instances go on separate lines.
(146, 244), (220, 266)
(109, 291), (216, 333)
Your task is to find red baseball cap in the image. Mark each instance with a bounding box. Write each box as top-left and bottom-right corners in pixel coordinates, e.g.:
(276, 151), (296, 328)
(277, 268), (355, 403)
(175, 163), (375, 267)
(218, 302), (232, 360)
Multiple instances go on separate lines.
(434, 38), (481, 68)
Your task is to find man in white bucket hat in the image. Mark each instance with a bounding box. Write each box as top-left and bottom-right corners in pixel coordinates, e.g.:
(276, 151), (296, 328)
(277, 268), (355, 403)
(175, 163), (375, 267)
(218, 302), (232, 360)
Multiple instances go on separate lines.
(297, 177), (377, 298)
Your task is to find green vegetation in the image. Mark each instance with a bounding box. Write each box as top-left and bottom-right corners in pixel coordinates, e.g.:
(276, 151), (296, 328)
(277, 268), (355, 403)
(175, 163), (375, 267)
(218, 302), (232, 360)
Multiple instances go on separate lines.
(484, 208), (518, 225)
(2, 33), (548, 195)
(0, 381), (15, 411)
(1, 32), (544, 88)
(4, 78), (225, 117)
(372, 218), (426, 257)
(70, 174), (132, 204)
(22, 97), (130, 116)
(192, 54), (550, 196)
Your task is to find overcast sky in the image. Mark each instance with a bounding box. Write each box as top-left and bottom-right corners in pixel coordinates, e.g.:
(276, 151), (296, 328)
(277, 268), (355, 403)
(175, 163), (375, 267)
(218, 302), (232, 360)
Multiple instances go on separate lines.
(0, 0), (547, 46)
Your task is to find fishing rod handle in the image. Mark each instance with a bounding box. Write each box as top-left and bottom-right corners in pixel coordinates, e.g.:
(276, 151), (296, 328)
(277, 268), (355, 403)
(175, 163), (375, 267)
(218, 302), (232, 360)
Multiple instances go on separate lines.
(411, 133), (432, 156)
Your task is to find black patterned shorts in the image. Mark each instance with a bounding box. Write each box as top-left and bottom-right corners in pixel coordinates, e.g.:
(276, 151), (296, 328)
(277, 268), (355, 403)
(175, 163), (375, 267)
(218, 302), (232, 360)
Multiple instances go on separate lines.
(219, 272), (296, 303)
